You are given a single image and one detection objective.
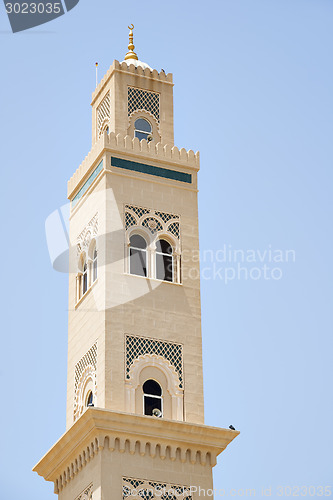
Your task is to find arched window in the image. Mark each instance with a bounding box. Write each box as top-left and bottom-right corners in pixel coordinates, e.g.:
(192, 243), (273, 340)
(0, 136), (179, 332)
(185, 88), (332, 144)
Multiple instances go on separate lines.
(82, 262), (88, 294)
(143, 379), (162, 417)
(156, 239), (173, 282)
(129, 234), (147, 277)
(134, 118), (152, 141)
(86, 390), (93, 407)
(92, 248), (98, 282)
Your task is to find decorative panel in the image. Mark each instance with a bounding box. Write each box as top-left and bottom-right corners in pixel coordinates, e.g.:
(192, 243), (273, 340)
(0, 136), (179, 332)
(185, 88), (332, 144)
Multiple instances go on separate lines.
(97, 91), (110, 137)
(77, 213), (98, 255)
(73, 343), (97, 421)
(126, 335), (183, 388)
(124, 204), (180, 239)
(123, 477), (192, 500)
(128, 86), (160, 122)
(75, 484), (93, 500)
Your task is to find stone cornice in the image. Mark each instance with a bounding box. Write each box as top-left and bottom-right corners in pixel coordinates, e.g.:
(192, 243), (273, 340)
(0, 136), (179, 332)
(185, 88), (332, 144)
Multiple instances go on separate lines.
(33, 408), (239, 490)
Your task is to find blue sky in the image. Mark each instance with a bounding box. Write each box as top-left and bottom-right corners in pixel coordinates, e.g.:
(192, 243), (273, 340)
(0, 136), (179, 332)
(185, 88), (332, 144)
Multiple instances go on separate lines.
(1, 0), (332, 498)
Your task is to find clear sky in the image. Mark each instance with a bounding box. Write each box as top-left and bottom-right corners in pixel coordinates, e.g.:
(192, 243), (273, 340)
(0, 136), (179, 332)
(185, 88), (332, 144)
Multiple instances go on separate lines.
(1, 0), (332, 499)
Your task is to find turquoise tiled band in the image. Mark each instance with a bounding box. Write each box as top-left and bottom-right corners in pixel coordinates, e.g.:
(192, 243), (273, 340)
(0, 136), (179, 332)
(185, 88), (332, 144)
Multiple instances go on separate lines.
(111, 157), (192, 184)
(72, 160), (103, 207)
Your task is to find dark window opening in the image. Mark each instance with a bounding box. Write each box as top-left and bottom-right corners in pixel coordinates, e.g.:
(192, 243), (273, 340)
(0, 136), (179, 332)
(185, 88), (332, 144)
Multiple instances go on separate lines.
(143, 379), (162, 417)
(129, 234), (147, 277)
(86, 391), (93, 407)
(83, 263), (88, 294)
(156, 239), (173, 282)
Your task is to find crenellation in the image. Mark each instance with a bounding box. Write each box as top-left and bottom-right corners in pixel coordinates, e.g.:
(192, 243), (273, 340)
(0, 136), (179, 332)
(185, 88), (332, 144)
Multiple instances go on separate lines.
(68, 132), (200, 201)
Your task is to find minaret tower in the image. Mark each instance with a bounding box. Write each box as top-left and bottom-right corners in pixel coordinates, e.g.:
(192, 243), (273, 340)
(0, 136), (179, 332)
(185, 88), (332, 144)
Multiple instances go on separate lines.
(34, 26), (238, 500)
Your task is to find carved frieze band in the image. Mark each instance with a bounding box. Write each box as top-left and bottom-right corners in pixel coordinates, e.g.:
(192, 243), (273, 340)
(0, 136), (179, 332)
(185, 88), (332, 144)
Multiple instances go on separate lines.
(54, 435), (216, 493)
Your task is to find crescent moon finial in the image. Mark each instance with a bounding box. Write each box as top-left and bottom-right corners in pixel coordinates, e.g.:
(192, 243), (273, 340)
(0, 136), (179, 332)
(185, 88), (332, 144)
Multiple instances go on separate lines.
(125, 24), (138, 61)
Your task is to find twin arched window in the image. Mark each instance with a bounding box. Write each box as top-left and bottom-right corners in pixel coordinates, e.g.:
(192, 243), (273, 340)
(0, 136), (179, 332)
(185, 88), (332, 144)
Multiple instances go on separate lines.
(129, 235), (174, 282)
(134, 118), (152, 142)
(143, 379), (162, 417)
(76, 244), (98, 302)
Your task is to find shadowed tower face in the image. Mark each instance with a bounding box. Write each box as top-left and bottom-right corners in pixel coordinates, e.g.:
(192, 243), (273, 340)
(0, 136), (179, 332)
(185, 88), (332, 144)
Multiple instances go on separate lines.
(33, 26), (238, 500)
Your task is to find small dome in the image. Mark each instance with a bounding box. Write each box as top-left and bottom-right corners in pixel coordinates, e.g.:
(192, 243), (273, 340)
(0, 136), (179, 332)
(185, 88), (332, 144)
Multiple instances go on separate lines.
(121, 58), (152, 71)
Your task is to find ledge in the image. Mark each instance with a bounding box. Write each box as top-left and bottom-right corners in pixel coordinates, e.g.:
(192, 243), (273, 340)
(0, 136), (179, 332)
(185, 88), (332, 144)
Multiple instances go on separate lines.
(33, 407), (239, 489)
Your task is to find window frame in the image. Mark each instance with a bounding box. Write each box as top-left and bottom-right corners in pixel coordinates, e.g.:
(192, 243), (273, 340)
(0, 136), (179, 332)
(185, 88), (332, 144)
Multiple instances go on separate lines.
(129, 234), (148, 277)
(134, 117), (152, 142)
(155, 238), (174, 282)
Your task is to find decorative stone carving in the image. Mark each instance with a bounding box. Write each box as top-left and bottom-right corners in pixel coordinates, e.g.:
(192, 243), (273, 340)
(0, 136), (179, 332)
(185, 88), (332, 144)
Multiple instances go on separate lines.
(77, 214), (98, 255)
(125, 204), (180, 240)
(76, 484), (93, 500)
(123, 477), (192, 500)
(73, 343), (97, 422)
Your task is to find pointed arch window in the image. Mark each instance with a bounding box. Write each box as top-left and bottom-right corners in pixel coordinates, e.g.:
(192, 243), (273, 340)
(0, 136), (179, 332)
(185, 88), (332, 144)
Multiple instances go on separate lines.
(156, 239), (173, 282)
(134, 118), (152, 141)
(143, 379), (162, 417)
(129, 234), (147, 277)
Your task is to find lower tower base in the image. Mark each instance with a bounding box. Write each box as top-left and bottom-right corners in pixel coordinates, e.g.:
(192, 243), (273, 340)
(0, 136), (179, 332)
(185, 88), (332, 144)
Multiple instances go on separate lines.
(33, 408), (239, 500)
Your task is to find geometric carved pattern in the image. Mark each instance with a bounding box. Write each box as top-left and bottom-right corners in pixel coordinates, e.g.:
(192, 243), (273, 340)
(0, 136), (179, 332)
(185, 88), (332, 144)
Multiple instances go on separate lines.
(142, 217), (163, 233)
(77, 213), (98, 255)
(123, 477), (192, 500)
(75, 484), (93, 500)
(128, 86), (160, 123)
(74, 343), (97, 422)
(125, 335), (183, 388)
(125, 204), (180, 239)
(167, 221), (180, 239)
(97, 91), (110, 137)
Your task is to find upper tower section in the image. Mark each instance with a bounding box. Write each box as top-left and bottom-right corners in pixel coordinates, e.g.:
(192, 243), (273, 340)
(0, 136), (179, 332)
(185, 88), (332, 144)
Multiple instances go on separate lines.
(91, 25), (174, 146)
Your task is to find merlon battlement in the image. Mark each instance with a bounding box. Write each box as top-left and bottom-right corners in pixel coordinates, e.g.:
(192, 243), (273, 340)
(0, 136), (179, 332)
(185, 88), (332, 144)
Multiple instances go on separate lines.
(91, 59), (173, 105)
(67, 131), (200, 199)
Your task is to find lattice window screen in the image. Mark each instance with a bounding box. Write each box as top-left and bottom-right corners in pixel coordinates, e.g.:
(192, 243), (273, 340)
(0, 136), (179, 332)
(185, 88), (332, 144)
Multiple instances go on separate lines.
(75, 484), (93, 500)
(74, 343), (97, 393)
(123, 477), (192, 500)
(125, 335), (183, 388)
(124, 204), (180, 239)
(128, 87), (160, 122)
(97, 92), (110, 137)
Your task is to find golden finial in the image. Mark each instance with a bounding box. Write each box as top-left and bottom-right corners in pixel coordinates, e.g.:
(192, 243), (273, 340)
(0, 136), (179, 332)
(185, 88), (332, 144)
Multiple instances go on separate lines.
(125, 24), (138, 61)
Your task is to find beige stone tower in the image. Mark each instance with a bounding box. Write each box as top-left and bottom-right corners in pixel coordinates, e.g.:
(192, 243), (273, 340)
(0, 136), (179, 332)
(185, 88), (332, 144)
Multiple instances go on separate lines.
(34, 26), (238, 500)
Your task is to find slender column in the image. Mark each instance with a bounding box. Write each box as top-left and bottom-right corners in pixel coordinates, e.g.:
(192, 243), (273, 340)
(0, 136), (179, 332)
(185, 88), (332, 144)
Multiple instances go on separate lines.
(87, 259), (93, 287)
(176, 253), (181, 283)
(76, 275), (81, 302)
